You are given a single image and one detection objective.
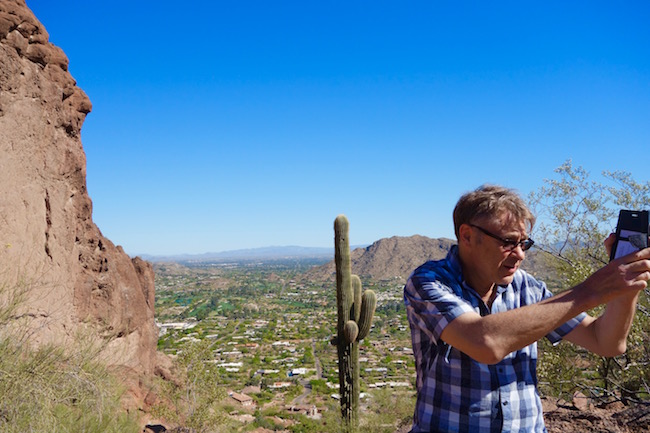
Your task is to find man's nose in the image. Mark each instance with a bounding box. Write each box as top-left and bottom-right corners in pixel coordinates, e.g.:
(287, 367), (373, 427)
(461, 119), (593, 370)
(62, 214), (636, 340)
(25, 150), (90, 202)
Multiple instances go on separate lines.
(510, 244), (526, 260)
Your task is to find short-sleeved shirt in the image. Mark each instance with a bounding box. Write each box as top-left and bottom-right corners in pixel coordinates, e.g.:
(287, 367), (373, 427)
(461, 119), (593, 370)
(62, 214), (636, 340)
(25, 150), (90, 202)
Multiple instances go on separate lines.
(404, 245), (586, 433)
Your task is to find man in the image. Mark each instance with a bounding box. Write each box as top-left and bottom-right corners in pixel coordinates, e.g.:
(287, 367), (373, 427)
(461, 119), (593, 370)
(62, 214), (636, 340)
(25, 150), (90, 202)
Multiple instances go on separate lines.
(404, 185), (650, 433)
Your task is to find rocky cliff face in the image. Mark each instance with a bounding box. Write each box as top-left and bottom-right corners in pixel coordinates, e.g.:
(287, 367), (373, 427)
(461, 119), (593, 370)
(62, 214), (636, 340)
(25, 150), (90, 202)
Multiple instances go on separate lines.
(0, 0), (157, 375)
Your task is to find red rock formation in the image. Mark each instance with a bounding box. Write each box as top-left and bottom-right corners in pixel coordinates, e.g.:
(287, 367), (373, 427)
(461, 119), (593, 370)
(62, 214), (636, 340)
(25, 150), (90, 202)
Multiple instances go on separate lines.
(0, 0), (157, 375)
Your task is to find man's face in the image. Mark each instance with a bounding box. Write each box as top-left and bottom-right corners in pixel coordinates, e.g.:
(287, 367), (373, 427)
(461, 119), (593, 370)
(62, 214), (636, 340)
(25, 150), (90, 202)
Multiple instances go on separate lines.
(465, 213), (530, 289)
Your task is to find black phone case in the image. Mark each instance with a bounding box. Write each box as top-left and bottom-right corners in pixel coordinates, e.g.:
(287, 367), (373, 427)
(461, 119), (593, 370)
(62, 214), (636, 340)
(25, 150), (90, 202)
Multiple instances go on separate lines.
(610, 210), (649, 261)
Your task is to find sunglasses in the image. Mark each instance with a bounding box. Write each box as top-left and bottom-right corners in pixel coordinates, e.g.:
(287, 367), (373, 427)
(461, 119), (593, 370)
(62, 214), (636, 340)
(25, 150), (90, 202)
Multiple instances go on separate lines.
(469, 224), (535, 252)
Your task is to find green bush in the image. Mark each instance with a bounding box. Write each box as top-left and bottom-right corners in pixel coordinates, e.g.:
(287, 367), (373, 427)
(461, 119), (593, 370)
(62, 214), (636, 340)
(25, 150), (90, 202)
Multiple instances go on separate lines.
(531, 161), (650, 403)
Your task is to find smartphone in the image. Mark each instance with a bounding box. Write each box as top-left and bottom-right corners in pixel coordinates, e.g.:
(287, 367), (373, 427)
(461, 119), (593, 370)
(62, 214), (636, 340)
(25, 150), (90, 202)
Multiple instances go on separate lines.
(610, 210), (649, 261)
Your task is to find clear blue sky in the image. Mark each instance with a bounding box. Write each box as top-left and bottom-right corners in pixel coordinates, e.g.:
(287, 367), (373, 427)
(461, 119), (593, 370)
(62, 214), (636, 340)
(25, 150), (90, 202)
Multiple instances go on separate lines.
(26, 1), (650, 256)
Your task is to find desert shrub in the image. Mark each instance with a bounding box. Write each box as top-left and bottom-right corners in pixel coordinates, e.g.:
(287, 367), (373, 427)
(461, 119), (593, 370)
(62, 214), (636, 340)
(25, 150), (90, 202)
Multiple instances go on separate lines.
(151, 339), (233, 433)
(286, 405), (345, 433)
(309, 378), (329, 396)
(359, 387), (415, 433)
(530, 161), (650, 403)
(0, 279), (139, 432)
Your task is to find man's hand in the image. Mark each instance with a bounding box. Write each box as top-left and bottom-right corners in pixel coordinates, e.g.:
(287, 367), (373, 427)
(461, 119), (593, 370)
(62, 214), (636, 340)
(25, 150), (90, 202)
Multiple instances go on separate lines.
(578, 243), (650, 310)
(563, 234), (649, 356)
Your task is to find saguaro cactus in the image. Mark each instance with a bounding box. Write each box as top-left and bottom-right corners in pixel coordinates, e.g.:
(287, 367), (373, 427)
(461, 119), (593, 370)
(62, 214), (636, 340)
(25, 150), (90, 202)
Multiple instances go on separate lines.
(334, 214), (377, 432)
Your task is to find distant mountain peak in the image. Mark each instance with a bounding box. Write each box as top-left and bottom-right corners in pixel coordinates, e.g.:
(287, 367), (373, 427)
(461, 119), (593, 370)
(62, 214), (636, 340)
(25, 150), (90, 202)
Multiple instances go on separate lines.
(306, 235), (457, 282)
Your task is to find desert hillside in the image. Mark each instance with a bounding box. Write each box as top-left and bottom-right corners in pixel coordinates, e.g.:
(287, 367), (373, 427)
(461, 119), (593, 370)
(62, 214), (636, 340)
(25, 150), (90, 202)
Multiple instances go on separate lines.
(305, 235), (454, 282)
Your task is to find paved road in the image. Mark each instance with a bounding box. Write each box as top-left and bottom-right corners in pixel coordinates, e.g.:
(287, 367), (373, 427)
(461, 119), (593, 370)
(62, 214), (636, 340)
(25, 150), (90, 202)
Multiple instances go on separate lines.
(291, 338), (323, 405)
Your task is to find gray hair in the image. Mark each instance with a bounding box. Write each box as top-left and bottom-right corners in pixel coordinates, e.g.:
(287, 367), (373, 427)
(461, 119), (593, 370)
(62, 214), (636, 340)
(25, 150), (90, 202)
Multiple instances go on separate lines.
(453, 185), (536, 238)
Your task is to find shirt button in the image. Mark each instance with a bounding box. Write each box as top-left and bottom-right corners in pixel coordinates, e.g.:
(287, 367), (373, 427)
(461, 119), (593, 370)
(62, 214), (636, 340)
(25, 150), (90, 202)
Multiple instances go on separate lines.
(503, 401), (508, 406)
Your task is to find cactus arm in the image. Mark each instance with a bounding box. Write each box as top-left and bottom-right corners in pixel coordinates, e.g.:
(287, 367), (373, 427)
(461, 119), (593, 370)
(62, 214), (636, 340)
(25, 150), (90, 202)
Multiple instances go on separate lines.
(357, 290), (376, 341)
(344, 320), (359, 344)
(351, 274), (362, 323)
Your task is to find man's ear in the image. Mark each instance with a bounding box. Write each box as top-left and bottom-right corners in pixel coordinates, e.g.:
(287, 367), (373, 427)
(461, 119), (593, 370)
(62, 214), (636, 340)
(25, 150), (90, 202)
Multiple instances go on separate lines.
(458, 223), (473, 247)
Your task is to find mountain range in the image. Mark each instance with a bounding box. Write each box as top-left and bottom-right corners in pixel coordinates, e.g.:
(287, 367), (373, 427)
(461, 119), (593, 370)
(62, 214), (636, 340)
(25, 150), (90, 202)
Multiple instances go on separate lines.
(303, 234), (551, 284)
(146, 233), (552, 284)
(141, 245), (340, 263)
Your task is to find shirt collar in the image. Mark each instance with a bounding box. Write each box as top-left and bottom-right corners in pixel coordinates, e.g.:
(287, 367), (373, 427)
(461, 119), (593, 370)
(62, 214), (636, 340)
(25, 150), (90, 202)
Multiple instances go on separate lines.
(446, 244), (464, 281)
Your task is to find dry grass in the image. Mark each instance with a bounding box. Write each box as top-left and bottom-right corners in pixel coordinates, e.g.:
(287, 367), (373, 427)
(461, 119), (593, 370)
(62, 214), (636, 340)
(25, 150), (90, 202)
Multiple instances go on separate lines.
(0, 278), (140, 433)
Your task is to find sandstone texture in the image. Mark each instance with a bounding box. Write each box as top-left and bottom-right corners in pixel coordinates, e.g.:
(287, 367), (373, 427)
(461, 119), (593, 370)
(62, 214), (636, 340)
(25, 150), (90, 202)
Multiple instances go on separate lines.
(0, 0), (157, 376)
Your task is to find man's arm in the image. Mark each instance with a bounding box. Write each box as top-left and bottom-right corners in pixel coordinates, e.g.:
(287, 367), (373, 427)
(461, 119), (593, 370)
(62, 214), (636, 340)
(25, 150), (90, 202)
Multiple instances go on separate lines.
(440, 247), (650, 364)
(564, 233), (642, 356)
(564, 291), (639, 357)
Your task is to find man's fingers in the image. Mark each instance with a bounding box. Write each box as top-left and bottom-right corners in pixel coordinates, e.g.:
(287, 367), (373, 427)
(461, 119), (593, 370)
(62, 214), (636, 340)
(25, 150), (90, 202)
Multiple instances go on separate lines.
(624, 264), (650, 289)
(604, 233), (616, 256)
(624, 257), (650, 273)
(635, 270), (650, 284)
(617, 247), (650, 265)
(632, 277), (648, 290)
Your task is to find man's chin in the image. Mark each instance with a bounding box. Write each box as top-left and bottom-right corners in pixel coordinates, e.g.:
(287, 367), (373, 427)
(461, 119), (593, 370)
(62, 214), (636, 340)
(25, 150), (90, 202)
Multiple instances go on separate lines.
(497, 274), (516, 287)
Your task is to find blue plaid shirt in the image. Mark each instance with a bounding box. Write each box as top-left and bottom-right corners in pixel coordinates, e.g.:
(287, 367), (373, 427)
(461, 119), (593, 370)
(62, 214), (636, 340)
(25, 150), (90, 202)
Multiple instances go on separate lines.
(404, 246), (585, 433)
